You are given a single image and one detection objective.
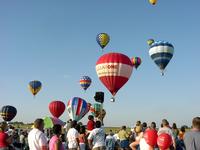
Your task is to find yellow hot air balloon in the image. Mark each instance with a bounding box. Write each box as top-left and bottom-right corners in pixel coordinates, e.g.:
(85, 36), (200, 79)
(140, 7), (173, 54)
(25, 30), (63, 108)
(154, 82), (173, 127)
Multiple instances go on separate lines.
(149, 0), (157, 5)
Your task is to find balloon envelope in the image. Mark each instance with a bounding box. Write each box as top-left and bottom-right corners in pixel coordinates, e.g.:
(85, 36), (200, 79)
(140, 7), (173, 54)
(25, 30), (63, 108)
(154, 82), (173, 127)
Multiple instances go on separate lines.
(147, 39), (155, 46)
(96, 33), (110, 49)
(28, 80), (42, 96)
(149, 0), (157, 5)
(79, 76), (92, 91)
(131, 57), (142, 69)
(0, 105), (17, 121)
(149, 40), (174, 75)
(157, 133), (172, 150)
(144, 129), (158, 147)
(49, 101), (65, 118)
(96, 52), (133, 96)
(43, 116), (65, 129)
(67, 97), (88, 121)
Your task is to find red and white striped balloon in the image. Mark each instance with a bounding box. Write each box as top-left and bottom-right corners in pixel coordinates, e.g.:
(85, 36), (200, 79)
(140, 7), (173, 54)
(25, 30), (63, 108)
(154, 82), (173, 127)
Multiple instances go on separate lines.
(96, 52), (134, 96)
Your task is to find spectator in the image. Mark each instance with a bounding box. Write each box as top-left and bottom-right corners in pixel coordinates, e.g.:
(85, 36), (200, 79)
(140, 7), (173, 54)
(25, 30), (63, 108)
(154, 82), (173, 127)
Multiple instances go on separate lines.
(67, 120), (80, 150)
(118, 126), (129, 150)
(129, 125), (143, 150)
(88, 121), (106, 150)
(28, 118), (48, 150)
(105, 130), (115, 150)
(87, 115), (95, 134)
(49, 124), (64, 150)
(184, 117), (200, 150)
(158, 119), (176, 149)
(79, 126), (87, 150)
(0, 122), (13, 150)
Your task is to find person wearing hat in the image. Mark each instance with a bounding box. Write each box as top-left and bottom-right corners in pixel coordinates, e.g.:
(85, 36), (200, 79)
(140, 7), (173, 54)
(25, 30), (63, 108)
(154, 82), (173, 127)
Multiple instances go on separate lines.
(0, 122), (13, 150)
(28, 118), (48, 150)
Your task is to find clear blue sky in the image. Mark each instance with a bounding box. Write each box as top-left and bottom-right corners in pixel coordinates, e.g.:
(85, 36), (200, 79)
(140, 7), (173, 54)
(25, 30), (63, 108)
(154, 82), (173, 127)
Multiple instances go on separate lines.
(0, 0), (200, 127)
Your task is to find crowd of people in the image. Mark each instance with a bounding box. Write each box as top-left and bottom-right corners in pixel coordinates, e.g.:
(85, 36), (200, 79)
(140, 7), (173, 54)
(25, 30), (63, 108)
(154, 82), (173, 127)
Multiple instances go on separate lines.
(0, 116), (200, 150)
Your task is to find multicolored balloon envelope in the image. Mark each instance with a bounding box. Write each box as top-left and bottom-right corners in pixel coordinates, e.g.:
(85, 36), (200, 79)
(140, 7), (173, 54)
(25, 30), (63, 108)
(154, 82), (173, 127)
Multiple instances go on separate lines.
(90, 103), (102, 116)
(43, 116), (65, 129)
(0, 105), (17, 121)
(28, 80), (42, 96)
(96, 52), (134, 97)
(67, 97), (89, 121)
(79, 76), (92, 91)
(96, 33), (110, 49)
(49, 101), (65, 118)
(131, 57), (142, 69)
(149, 40), (174, 75)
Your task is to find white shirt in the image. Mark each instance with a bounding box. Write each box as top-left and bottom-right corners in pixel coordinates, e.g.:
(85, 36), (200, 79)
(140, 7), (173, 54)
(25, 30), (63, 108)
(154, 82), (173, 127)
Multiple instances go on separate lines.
(28, 128), (48, 150)
(158, 127), (174, 140)
(88, 128), (105, 148)
(139, 138), (152, 150)
(67, 128), (79, 149)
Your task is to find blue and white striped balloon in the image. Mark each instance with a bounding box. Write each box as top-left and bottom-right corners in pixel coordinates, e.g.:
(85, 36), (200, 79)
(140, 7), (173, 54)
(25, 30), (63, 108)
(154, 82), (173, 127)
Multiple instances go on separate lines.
(149, 40), (174, 75)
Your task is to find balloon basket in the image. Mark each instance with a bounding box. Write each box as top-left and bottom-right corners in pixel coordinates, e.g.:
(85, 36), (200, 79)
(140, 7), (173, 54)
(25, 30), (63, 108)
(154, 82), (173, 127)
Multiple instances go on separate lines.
(110, 97), (115, 102)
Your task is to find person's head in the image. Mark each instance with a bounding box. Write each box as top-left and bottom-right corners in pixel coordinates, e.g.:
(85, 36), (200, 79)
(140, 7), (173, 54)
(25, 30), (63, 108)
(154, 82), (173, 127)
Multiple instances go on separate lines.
(34, 118), (44, 131)
(142, 122), (147, 128)
(109, 130), (114, 136)
(172, 123), (177, 129)
(71, 120), (77, 128)
(79, 125), (86, 134)
(180, 126), (185, 132)
(95, 121), (101, 128)
(122, 126), (126, 130)
(0, 122), (8, 132)
(78, 122), (83, 126)
(52, 124), (62, 135)
(192, 117), (200, 130)
(136, 121), (141, 126)
(151, 122), (156, 129)
(88, 115), (94, 121)
(162, 119), (169, 127)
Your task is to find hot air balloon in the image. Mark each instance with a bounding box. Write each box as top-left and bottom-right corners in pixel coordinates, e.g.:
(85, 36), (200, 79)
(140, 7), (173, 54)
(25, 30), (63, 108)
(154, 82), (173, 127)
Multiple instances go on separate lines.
(149, 0), (157, 5)
(0, 105), (17, 121)
(147, 39), (155, 46)
(67, 97), (88, 121)
(96, 33), (110, 50)
(149, 40), (174, 75)
(131, 57), (142, 69)
(49, 101), (65, 118)
(28, 80), (42, 96)
(79, 76), (92, 91)
(96, 52), (134, 99)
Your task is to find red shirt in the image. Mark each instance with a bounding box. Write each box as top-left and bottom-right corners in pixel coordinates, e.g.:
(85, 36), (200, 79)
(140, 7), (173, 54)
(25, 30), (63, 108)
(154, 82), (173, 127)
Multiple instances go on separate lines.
(0, 131), (8, 148)
(87, 120), (95, 131)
